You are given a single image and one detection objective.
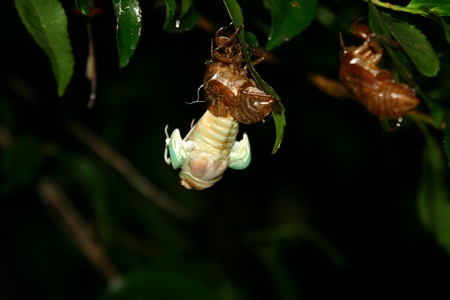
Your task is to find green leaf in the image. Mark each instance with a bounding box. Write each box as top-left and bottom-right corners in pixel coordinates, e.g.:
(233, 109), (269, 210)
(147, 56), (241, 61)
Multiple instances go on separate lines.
(377, 10), (444, 126)
(407, 0), (449, 9)
(436, 14), (450, 44)
(112, 0), (142, 68)
(380, 12), (440, 77)
(164, 5), (200, 33)
(75, 0), (92, 15)
(315, 5), (337, 29)
(101, 268), (220, 300)
(271, 102), (286, 154)
(15, 0), (74, 97)
(369, 5), (444, 127)
(370, 7), (419, 93)
(180, 0), (194, 19)
(0, 136), (44, 197)
(223, 0), (244, 28)
(369, 3), (391, 37)
(417, 123), (450, 256)
(265, 0), (318, 51)
(244, 31), (259, 48)
(420, 92), (445, 128)
(163, 0), (176, 28)
(371, 0), (450, 16)
(443, 120), (450, 167)
(430, 4), (450, 15)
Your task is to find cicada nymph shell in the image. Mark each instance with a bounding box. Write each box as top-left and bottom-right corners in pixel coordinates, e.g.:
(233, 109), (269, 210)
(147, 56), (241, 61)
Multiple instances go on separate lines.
(339, 19), (420, 120)
(165, 110), (250, 190)
(204, 25), (275, 124)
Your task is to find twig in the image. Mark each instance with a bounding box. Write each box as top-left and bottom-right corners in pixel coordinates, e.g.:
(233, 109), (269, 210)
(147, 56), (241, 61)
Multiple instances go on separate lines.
(85, 20), (97, 109)
(308, 73), (349, 100)
(37, 177), (120, 281)
(0, 125), (13, 148)
(66, 119), (194, 220)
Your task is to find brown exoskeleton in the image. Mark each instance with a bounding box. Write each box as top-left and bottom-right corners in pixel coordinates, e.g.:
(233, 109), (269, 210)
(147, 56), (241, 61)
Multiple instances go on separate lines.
(339, 18), (420, 120)
(204, 25), (275, 124)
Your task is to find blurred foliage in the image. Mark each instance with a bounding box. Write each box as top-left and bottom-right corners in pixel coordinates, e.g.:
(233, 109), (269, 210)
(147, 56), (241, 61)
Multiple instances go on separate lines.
(2, 0), (450, 299)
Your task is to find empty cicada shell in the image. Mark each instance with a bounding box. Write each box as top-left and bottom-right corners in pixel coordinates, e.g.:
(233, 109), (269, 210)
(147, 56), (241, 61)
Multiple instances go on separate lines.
(165, 110), (250, 190)
(204, 25), (275, 124)
(339, 19), (420, 119)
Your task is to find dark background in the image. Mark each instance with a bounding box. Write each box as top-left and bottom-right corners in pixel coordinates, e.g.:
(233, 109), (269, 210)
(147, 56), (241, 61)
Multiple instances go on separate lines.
(1, 0), (450, 299)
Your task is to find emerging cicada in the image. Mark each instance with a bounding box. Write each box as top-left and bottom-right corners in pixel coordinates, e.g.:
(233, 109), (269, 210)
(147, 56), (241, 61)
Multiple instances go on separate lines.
(204, 25), (275, 124)
(165, 24), (275, 190)
(339, 18), (420, 119)
(164, 110), (250, 190)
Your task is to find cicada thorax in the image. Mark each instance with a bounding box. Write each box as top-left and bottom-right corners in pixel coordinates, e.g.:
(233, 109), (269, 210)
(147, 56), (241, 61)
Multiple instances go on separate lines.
(177, 110), (243, 190)
(339, 20), (420, 120)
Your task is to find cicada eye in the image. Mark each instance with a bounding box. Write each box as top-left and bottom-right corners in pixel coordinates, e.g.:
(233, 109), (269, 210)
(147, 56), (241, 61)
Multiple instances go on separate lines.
(205, 58), (214, 65)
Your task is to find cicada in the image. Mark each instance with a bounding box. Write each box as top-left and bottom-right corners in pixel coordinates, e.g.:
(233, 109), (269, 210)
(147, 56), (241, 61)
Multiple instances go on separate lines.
(164, 110), (250, 190)
(204, 25), (275, 124)
(339, 18), (420, 119)
(164, 25), (275, 190)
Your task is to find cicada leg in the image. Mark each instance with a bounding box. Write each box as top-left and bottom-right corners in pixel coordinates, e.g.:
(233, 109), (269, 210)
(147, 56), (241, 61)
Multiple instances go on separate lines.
(228, 132), (251, 170)
(246, 45), (266, 68)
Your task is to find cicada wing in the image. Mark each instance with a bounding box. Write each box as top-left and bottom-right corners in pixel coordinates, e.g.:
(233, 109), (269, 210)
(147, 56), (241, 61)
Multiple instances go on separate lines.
(166, 129), (193, 170)
(228, 132), (251, 170)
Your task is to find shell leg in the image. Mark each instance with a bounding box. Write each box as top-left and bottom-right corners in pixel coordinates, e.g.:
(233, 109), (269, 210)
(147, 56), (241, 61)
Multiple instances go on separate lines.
(165, 127), (192, 169)
(228, 132), (251, 170)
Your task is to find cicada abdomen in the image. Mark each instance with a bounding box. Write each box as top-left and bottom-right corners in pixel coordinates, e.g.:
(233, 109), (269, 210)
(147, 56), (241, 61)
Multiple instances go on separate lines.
(165, 110), (251, 190)
(204, 25), (275, 124)
(339, 19), (420, 119)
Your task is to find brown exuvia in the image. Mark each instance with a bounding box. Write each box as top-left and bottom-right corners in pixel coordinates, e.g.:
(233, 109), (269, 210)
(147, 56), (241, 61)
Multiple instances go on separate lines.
(339, 19), (420, 119)
(204, 25), (275, 124)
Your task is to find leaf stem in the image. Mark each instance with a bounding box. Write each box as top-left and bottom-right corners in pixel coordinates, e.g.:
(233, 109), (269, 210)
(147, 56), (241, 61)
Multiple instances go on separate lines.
(407, 110), (446, 129)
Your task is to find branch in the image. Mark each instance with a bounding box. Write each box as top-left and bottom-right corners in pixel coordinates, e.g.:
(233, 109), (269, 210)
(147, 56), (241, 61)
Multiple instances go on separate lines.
(37, 177), (120, 281)
(66, 119), (194, 220)
(0, 125), (13, 148)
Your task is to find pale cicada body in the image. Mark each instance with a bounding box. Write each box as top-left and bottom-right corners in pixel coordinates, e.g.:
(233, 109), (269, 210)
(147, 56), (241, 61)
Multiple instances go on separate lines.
(165, 110), (251, 190)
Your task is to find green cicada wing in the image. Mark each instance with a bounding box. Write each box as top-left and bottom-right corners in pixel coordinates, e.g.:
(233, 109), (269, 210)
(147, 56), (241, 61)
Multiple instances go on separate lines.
(166, 128), (191, 170)
(228, 132), (251, 170)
